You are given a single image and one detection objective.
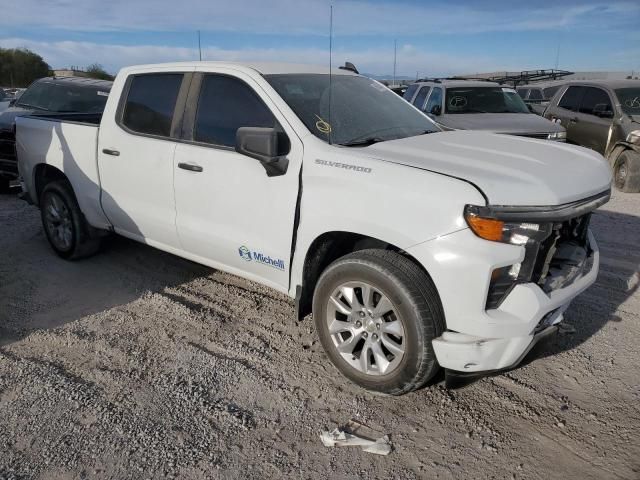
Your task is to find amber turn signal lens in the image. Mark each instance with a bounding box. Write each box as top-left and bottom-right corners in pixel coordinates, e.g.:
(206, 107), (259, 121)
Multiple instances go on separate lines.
(466, 214), (504, 242)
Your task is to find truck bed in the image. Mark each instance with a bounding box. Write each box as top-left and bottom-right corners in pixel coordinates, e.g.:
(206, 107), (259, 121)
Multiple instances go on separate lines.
(16, 115), (111, 229)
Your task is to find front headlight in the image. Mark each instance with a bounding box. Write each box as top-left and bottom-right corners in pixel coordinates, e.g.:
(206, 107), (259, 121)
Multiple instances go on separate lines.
(626, 130), (640, 144)
(548, 131), (567, 141)
(465, 205), (554, 308)
(464, 205), (553, 246)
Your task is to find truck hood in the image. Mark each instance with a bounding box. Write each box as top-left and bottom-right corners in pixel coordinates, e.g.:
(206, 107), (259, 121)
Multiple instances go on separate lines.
(364, 130), (611, 206)
(438, 113), (563, 134)
(0, 106), (34, 131)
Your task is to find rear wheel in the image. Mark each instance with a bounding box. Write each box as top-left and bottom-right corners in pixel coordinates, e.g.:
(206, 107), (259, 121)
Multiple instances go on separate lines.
(614, 150), (640, 193)
(313, 249), (444, 395)
(40, 180), (101, 259)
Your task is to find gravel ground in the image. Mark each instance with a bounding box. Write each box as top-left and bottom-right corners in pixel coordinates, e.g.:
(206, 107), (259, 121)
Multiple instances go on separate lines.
(0, 188), (639, 480)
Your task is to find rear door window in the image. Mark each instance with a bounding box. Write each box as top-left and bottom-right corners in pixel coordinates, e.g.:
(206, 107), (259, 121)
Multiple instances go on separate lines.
(558, 86), (585, 112)
(412, 86), (431, 109)
(122, 74), (184, 137)
(578, 87), (612, 116)
(193, 74), (278, 148)
(528, 89), (543, 101)
(543, 85), (561, 99)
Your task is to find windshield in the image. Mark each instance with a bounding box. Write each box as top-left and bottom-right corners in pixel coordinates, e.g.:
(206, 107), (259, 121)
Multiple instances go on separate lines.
(17, 81), (110, 112)
(266, 74), (439, 145)
(615, 88), (640, 116)
(445, 87), (530, 114)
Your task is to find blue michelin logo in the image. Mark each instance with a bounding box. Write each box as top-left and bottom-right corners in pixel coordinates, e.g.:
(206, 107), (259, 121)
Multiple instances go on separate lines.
(238, 246), (285, 271)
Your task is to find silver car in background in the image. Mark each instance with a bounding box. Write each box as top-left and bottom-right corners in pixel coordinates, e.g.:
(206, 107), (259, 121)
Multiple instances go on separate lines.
(404, 79), (566, 140)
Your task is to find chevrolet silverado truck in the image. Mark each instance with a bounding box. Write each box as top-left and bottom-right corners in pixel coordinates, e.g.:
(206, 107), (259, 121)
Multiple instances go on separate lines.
(16, 62), (612, 395)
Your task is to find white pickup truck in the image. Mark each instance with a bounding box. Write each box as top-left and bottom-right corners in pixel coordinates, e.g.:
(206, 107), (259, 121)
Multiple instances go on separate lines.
(16, 62), (612, 394)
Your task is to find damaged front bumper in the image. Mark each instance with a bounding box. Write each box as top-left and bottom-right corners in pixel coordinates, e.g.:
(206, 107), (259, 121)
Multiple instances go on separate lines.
(431, 230), (599, 375)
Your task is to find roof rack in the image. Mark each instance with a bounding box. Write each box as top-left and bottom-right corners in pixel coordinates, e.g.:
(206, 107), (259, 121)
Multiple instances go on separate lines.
(451, 69), (574, 87)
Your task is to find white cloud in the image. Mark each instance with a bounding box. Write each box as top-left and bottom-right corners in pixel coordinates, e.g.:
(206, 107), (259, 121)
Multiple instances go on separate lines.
(1, 0), (637, 35)
(0, 37), (515, 77)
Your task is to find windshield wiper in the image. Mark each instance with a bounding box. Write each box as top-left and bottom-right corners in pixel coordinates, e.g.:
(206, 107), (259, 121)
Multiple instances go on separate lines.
(338, 137), (386, 147)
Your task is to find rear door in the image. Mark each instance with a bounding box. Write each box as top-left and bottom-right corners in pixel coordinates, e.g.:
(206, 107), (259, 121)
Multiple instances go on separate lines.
(97, 70), (192, 248)
(573, 86), (614, 154)
(172, 69), (303, 291)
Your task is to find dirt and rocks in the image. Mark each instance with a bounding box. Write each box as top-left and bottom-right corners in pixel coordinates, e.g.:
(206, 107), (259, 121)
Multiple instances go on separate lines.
(0, 188), (638, 479)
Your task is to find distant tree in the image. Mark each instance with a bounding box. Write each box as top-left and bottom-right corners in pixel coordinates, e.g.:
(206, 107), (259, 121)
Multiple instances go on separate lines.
(85, 63), (115, 81)
(0, 47), (50, 87)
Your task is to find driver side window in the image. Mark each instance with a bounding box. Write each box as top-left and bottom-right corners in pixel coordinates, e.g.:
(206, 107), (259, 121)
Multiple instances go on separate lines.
(424, 87), (442, 114)
(194, 75), (279, 148)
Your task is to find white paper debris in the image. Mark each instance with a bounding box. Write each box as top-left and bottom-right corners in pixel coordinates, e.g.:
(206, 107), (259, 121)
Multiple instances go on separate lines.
(320, 428), (392, 456)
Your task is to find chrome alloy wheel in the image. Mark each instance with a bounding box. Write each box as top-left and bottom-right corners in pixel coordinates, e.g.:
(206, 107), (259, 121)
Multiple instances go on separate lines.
(43, 193), (73, 251)
(326, 281), (406, 376)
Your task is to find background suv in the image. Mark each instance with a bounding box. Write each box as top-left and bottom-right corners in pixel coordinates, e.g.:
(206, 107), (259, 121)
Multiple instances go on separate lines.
(544, 80), (640, 192)
(404, 79), (565, 140)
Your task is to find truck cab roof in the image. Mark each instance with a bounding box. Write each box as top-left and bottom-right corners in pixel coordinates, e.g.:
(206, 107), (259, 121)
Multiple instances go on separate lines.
(118, 61), (358, 77)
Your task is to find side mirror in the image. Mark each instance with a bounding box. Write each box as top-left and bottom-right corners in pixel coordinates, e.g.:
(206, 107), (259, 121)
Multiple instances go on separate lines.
(8, 99), (16, 107)
(429, 104), (442, 116)
(527, 103), (535, 113)
(235, 127), (289, 177)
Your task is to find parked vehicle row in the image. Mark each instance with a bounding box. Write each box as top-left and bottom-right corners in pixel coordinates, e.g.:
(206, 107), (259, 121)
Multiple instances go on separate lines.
(0, 76), (112, 192)
(543, 80), (640, 192)
(403, 79), (566, 140)
(15, 61), (611, 394)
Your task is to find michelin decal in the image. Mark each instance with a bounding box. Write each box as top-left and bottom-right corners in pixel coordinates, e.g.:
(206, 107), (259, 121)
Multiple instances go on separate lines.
(238, 246), (285, 270)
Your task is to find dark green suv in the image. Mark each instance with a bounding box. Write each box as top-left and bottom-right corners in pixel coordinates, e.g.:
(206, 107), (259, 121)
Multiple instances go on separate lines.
(544, 80), (640, 192)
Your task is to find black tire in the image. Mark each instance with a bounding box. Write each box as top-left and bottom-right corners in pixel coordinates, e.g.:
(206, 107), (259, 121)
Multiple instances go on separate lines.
(313, 249), (445, 395)
(40, 180), (101, 259)
(0, 177), (11, 194)
(614, 150), (640, 193)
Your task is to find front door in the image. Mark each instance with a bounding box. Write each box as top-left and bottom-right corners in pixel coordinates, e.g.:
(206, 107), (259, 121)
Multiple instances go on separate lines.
(573, 86), (614, 154)
(172, 70), (302, 292)
(98, 71), (192, 248)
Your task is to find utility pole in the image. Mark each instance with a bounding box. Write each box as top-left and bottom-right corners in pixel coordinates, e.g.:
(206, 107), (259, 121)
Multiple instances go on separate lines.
(393, 39), (397, 87)
(198, 30), (202, 61)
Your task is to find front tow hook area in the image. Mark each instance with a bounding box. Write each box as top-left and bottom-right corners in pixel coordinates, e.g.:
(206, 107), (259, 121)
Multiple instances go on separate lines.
(443, 325), (559, 389)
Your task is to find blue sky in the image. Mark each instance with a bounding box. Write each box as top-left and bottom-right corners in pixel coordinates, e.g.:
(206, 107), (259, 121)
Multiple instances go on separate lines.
(1, 0), (638, 76)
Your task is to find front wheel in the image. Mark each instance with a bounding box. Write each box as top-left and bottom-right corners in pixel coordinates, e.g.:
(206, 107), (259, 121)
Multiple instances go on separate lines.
(313, 249), (445, 395)
(40, 180), (101, 259)
(614, 150), (640, 193)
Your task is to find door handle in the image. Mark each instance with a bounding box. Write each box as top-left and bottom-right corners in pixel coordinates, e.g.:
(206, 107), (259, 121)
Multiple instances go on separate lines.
(102, 148), (120, 156)
(178, 162), (203, 172)
(569, 117), (579, 124)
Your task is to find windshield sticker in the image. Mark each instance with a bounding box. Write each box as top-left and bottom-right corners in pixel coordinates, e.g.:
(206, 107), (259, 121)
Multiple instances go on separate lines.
(449, 96), (467, 108)
(369, 81), (387, 92)
(97, 91), (109, 96)
(502, 88), (517, 93)
(315, 114), (332, 134)
(625, 97), (640, 109)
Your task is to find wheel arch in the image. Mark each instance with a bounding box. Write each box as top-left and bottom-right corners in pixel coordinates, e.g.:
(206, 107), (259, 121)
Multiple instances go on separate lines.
(33, 164), (68, 205)
(294, 230), (440, 321)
